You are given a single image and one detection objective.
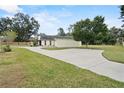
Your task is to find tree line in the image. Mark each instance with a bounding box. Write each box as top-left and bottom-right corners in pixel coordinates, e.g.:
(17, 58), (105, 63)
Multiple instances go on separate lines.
(71, 16), (124, 45)
(57, 6), (124, 45)
(0, 13), (40, 42)
(1, 6), (124, 45)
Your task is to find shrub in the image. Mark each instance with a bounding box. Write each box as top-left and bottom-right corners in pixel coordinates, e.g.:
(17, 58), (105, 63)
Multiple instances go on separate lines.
(30, 40), (38, 47)
(3, 45), (11, 52)
(33, 40), (38, 46)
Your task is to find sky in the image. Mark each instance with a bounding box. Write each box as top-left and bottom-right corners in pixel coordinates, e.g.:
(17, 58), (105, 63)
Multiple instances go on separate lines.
(0, 5), (122, 35)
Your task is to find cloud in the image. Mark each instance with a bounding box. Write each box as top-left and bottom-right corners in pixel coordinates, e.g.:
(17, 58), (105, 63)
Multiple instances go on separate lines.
(105, 18), (123, 28)
(33, 12), (62, 35)
(0, 5), (22, 14)
(55, 12), (72, 18)
(32, 7), (72, 35)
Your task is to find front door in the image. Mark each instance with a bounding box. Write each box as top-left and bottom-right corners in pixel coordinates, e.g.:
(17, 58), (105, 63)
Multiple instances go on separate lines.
(39, 40), (41, 46)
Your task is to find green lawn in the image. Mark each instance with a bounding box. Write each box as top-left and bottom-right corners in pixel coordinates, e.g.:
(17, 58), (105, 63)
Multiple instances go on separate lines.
(0, 48), (124, 87)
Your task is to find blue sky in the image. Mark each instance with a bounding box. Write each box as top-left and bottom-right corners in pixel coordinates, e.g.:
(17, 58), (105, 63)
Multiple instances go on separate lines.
(0, 5), (122, 35)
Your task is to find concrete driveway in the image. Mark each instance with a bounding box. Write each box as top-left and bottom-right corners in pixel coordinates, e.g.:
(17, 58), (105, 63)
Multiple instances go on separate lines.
(25, 47), (124, 82)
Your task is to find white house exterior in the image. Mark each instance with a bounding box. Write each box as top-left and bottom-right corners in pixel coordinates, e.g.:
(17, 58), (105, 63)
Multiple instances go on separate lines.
(38, 35), (81, 47)
(54, 38), (81, 47)
(123, 42), (124, 46)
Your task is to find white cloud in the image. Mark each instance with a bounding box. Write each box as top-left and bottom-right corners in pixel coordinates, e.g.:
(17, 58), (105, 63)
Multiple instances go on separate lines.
(33, 12), (63, 35)
(0, 5), (22, 14)
(105, 18), (123, 28)
(32, 8), (73, 35)
(3, 14), (14, 18)
(55, 12), (72, 18)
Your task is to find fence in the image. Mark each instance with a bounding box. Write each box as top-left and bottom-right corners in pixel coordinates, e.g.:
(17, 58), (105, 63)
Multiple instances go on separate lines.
(0, 42), (31, 46)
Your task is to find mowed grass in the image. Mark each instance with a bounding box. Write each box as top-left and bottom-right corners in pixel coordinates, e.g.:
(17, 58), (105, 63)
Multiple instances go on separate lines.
(81, 45), (124, 64)
(0, 48), (124, 87)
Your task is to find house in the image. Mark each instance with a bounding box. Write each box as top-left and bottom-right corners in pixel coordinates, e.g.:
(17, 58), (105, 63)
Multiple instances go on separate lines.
(37, 34), (81, 47)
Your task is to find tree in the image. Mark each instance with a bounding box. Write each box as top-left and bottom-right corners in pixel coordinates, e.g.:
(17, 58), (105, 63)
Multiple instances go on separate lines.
(12, 13), (40, 41)
(57, 27), (66, 36)
(71, 16), (110, 45)
(0, 17), (12, 35)
(109, 26), (121, 38)
(92, 16), (108, 44)
(67, 25), (73, 36)
(117, 29), (124, 44)
(92, 16), (108, 35)
(72, 18), (95, 46)
(103, 33), (116, 45)
(119, 5), (124, 44)
(119, 6), (124, 44)
(95, 32), (104, 44)
(120, 5), (124, 22)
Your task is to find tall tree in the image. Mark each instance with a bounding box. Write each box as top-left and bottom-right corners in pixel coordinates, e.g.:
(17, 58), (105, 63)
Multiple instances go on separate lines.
(71, 16), (109, 45)
(109, 26), (121, 38)
(72, 18), (95, 46)
(92, 16), (108, 35)
(91, 16), (108, 44)
(119, 5), (124, 44)
(120, 5), (124, 23)
(12, 13), (40, 41)
(0, 17), (12, 35)
(67, 25), (73, 36)
(57, 27), (66, 36)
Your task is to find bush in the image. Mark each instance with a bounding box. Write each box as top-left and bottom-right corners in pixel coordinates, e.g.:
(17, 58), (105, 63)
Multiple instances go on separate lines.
(33, 40), (38, 46)
(3, 45), (11, 52)
(30, 40), (38, 47)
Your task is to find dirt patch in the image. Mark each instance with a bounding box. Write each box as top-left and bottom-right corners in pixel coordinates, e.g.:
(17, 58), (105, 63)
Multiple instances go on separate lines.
(0, 63), (25, 88)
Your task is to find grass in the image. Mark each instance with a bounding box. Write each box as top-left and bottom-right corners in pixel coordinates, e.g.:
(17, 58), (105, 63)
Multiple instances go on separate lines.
(0, 48), (124, 87)
(81, 45), (124, 64)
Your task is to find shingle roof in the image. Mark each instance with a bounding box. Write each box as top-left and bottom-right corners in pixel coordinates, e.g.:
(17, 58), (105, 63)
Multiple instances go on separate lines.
(55, 36), (73, 39)
(41, 36), (55, 40)
(38, 34), (73, 40)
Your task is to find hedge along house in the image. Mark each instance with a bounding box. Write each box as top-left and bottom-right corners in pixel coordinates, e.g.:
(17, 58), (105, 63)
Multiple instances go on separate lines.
(38, 35), (81, 47)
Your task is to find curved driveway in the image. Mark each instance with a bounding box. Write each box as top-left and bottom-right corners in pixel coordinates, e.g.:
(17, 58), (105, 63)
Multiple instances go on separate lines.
(25, 47), (124, 82)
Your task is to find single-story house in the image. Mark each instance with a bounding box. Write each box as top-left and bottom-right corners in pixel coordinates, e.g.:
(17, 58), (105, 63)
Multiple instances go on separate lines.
(37, 35), (81, 47)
